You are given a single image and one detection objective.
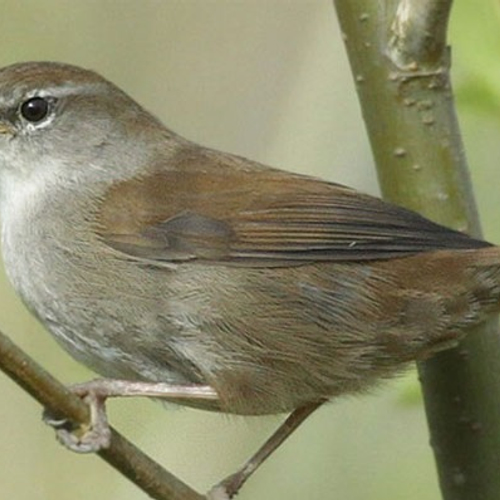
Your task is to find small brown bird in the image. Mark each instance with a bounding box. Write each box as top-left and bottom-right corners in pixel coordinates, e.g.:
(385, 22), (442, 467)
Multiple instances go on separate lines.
(0, 61), (499, 497)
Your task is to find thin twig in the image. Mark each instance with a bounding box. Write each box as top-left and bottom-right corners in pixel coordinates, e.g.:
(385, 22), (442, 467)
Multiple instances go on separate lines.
(0, 328), (204, 500)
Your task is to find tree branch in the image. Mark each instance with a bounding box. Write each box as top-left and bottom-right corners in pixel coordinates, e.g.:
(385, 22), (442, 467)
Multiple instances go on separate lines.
(0, 328), (204, 500)
(387, 0), (452, 70)
(333, 1), (500, 499)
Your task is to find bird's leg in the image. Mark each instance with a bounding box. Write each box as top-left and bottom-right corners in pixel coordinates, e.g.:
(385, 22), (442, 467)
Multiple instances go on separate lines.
(44, 378), (324, 499)
(208, 400), (325, 499)
(43, 378), (218, 453)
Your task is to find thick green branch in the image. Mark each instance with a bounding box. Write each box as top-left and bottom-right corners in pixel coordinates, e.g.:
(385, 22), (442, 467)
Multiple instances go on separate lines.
(333, 1), (500, 499)
(387, 0), (452, 70)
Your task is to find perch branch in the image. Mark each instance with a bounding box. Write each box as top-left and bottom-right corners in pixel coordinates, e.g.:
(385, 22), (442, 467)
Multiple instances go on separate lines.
(0, 328), (204, 500)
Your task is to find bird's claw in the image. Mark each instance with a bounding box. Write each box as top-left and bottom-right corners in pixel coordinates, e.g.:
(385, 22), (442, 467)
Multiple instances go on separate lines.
(43, 385), (111, 453)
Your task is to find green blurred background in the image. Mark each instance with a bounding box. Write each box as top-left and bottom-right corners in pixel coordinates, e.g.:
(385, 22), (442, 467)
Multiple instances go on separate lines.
(0, 1), (499, 499)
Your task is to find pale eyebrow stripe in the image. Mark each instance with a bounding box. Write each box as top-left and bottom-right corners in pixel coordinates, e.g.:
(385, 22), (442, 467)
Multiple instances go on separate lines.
(35, 82), (109, 99)
(0, 81), (112, 109)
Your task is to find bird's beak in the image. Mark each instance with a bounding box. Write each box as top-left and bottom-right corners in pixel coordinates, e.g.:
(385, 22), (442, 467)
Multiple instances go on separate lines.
(0, 121), (14, 135)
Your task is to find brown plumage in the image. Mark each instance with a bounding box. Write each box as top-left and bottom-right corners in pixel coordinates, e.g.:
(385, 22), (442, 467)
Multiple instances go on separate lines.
(95, 146), (500, 414)
(3, 61), (500, 496)
(0, 62), (499, 418)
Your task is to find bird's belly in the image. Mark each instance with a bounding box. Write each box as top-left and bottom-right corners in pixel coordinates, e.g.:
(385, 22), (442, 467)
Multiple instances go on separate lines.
(5, 227), (496, 416)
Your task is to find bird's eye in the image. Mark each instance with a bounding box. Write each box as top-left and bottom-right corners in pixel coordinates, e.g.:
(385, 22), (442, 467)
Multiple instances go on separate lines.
(20, 97), (50, 123)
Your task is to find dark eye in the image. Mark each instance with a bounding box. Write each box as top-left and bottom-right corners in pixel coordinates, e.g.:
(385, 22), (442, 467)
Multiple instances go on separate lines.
(20, 97), (50, 123)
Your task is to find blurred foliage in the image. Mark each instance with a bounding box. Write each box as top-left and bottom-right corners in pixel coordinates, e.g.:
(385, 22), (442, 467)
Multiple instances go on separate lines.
(452, 0), (500, 120)
(451, 0), (500, 246)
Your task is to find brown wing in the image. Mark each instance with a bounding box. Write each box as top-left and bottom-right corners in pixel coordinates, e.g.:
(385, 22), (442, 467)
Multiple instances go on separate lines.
(97, 147), (490, 267)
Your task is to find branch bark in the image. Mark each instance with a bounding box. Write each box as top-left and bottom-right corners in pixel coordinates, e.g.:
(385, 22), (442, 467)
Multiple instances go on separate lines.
(0, 328), (204, 500)
(333, 1), (500, 499)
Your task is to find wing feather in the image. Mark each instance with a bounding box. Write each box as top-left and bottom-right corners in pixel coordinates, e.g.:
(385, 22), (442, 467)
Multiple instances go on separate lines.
(97, 147), (490, 267)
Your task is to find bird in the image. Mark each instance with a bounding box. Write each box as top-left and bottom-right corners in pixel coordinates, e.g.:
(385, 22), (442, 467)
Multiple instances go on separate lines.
(0, 61), (499, 497)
